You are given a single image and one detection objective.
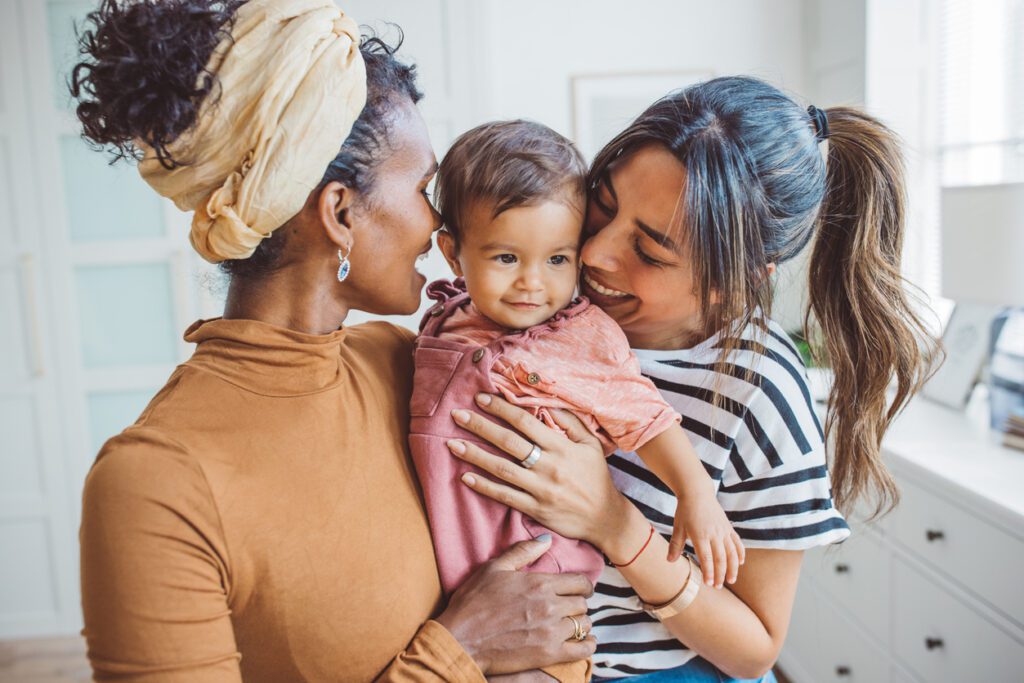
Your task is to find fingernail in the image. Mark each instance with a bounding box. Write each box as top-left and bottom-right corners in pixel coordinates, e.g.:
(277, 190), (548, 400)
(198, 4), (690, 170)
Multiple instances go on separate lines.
(461, 473), (476, 486)
(535, 533), (552, 543)
(452, 409), (469, 423)
(447, 439), (466, 455)
(476, 393), (491, 406)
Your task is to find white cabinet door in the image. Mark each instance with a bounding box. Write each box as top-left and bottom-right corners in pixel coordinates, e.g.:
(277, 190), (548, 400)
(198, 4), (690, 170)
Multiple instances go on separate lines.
(892, 557), (1024, 683)
(0, 0), (225, 637)
(0, 0), (78, 638)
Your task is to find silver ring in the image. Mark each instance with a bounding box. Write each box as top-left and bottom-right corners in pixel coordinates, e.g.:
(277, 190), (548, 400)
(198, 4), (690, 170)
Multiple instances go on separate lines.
(520, 444), (542, 469)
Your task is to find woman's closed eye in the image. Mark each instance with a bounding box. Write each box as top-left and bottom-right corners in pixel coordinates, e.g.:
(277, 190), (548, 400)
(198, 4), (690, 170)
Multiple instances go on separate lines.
(632, 235), (665, 267)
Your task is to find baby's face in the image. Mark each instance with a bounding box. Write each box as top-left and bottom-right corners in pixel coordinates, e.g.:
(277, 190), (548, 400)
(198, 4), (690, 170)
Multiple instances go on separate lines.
(441, 200), (582, 330)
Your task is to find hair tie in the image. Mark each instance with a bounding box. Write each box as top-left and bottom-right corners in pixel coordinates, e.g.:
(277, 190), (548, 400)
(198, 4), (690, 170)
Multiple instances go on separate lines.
(807, 105), (830, 142)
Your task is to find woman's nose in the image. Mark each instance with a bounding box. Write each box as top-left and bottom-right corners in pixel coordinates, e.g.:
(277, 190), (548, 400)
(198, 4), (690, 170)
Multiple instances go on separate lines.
(581, 226), (621, 272)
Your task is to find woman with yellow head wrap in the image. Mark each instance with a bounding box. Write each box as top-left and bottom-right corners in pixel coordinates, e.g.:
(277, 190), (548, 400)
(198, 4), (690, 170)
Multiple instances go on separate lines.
(70, 1), (594, 680)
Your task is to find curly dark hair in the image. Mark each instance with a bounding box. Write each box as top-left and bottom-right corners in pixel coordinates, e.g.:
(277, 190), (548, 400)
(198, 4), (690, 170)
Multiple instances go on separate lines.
(71, 0), (244, 168)
(69, 0), (423, 280)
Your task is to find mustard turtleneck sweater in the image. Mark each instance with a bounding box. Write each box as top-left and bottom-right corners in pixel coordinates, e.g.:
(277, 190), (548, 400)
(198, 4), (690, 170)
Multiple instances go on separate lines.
(80, 318), (482, 681)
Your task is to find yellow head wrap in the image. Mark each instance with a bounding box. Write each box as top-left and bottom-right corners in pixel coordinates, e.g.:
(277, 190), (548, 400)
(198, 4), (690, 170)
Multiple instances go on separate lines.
(137, 0), (367, 263)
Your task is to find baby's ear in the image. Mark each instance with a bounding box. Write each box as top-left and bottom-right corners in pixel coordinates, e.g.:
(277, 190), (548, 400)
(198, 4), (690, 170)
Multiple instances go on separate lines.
(437, 230), (463, 276)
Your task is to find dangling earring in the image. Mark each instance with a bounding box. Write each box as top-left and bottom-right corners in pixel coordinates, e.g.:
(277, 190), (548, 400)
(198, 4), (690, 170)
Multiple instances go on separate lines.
(337, 248), (351, 282)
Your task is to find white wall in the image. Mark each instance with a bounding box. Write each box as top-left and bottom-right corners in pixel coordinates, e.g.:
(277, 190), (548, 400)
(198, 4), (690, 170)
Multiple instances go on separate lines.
(475, 0), (808, 136)
(772, 0), (867, 333)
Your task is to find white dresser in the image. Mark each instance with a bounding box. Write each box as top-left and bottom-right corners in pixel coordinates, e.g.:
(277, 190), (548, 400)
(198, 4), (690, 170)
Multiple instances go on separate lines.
(778, 393), (1024, 683)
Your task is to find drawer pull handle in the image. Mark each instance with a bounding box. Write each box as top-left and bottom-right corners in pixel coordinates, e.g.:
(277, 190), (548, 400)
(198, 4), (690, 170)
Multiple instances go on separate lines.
(834, 563), (850, 574)
(835, 665), (851, 676)
(925, 529), (945, 542)
(925, 637), (944, 650)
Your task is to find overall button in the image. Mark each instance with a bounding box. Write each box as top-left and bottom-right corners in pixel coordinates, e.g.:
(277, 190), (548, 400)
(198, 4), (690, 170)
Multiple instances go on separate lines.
(472, 348), (485, 363)
(430, 305), (445, 317)
(526, 372), (541, 385)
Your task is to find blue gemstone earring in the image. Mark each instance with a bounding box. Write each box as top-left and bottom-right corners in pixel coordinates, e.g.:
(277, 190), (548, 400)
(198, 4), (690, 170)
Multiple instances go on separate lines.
(337, 248), (351, 282)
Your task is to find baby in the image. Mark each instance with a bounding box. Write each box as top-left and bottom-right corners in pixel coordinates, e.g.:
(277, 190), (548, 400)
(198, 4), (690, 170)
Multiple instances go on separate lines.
(409, 120), (743, 597)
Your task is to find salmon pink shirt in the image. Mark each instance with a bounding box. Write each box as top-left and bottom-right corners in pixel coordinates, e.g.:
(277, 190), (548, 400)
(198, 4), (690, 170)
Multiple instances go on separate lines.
(409, 279), (680, 594)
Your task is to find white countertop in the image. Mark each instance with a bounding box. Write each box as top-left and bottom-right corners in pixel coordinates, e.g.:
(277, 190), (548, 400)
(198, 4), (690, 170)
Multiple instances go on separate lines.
(881, 388), (1024, 535)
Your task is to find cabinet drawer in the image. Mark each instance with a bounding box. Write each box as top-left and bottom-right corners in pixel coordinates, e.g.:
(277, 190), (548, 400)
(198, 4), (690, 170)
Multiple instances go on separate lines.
(888, 477), (1024, 626)
(890, 667), (920, 683)
(892, 557), (1024, 682)
(784, 583), (889, 683)
(806, 529), (889, 641)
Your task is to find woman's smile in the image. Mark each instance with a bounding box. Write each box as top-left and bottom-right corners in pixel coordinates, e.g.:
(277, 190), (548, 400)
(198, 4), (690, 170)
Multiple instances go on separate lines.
(581, 269), (631, 299)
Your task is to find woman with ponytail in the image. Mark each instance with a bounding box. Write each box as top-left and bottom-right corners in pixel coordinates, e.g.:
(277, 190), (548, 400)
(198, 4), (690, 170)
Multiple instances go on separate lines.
(447, 76), (940, 680)
(72, 1), (594, 680)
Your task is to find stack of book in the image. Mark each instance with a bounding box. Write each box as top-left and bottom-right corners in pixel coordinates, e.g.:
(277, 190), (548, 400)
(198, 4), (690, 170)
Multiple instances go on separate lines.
(1003, 408), (1024, 452)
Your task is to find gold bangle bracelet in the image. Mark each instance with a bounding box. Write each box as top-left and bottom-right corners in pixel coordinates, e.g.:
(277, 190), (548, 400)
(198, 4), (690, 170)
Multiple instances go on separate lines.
(640, 555), (701, 621)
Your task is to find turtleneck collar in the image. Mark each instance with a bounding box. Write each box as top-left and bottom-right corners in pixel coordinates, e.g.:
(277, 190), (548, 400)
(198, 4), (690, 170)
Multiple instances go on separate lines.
(183, 318), (348, 396)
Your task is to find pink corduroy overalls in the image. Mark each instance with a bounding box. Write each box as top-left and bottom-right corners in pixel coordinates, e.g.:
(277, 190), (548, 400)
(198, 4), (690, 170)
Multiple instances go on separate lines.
(409, 280), (606, 595)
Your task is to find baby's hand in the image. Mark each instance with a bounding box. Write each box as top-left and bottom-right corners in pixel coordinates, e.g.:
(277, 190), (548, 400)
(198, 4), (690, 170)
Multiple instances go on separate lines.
(668, 492), (745, 588)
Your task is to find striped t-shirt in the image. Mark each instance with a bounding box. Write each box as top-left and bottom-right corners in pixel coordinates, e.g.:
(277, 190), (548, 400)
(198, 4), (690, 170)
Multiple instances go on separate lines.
(590, 317), (850, 679)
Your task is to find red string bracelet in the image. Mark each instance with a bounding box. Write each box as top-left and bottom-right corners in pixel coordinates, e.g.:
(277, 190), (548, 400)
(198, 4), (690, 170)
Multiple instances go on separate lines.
(612, 524), (655, 568)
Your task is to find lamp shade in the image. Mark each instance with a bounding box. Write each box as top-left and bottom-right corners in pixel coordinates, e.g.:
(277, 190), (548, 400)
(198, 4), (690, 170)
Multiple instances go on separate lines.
(941, 183), (1024, 307)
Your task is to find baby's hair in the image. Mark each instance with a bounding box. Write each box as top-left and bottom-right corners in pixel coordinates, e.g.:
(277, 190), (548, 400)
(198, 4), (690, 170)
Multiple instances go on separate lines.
(436, 119), (586, 245)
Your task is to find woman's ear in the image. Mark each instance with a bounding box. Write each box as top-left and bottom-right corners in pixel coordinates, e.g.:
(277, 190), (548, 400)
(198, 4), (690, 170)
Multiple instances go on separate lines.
(317, 180), (356, 254)
(437, 230), (464, 277)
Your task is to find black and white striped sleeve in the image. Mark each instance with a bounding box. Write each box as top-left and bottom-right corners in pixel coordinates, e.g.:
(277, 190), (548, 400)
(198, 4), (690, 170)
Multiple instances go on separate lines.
(713, 339), (850, 549)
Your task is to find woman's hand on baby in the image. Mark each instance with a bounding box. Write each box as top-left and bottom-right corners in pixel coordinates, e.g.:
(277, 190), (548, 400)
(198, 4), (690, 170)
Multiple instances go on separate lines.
(668, 492), (746, 589)
(436, 536), (595, 674)
(448, 393), (631, 548)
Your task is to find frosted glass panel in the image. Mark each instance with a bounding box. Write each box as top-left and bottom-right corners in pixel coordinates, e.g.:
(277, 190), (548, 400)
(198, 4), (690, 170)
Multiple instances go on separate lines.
(47, 1), (92, 110)
(88, 390), (153, 454)
(0, 138), (15, 245)
(75, 263), (178, 367)
(0, 520), (56, 615)
(0, 397), (43, 498)
(60, 136), (165, 241)
(0, 266), (31, 381)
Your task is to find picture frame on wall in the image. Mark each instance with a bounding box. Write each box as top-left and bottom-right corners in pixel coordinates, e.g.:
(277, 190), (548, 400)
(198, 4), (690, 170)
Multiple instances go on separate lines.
(570, 70), (713, 161)
(921, 303), (1004, 410)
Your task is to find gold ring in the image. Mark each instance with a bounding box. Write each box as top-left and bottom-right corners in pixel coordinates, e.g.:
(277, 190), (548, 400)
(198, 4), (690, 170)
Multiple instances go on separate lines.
(565, 615), (587, 642)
